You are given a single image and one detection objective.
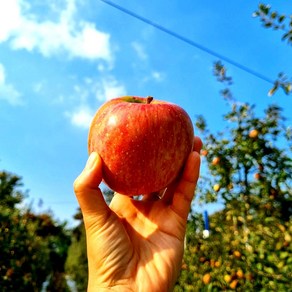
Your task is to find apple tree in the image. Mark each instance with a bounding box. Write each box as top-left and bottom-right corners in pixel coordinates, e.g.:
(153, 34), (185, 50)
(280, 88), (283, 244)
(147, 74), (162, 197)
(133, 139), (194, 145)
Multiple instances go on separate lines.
(0, 170), (71, 291)
(174, 63), (292, 291)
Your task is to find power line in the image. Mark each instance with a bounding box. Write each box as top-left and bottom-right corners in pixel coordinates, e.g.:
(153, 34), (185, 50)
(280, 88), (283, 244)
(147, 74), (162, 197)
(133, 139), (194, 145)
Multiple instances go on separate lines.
(100, 0), (275, 84)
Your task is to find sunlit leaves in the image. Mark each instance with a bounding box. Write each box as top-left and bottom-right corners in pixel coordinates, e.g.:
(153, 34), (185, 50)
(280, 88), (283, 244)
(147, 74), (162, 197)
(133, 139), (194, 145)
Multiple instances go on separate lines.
(268, 73), (292, 96)
(253, 3), (292, 45)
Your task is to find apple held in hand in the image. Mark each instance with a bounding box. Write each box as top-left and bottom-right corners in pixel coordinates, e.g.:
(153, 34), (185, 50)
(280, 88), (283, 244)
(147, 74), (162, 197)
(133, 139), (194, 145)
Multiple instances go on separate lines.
(88, 96), (194, 196)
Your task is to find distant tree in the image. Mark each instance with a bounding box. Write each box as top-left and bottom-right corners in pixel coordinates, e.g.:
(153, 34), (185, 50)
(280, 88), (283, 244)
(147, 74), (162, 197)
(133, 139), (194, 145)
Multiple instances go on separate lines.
(0, 171), (24, 208)
(0, 171), (71, 291)
(65, 209), (88, 291)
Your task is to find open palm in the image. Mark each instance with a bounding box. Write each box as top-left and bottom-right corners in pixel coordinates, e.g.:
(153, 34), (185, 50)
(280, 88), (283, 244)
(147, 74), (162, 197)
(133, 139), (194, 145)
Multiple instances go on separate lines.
(74, 137), (202, 292)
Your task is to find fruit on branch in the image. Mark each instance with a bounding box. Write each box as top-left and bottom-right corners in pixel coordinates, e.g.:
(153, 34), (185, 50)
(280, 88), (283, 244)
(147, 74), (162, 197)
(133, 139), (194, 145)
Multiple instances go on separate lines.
(254, 173), (261, 180)
(212, 156), (220, 165)
(202, 273), (211, 284)
(213, 184), (221, 192)
(249, 129), (259, 139)
(201, 149), (208, 156)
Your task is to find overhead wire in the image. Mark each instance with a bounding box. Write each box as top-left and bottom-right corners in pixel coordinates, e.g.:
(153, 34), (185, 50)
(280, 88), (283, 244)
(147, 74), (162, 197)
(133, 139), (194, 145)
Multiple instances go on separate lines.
(99, 0), (275, 85)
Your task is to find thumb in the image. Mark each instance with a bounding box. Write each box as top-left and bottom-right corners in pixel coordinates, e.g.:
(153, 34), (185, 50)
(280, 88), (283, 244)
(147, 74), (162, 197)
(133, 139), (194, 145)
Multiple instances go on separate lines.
(73, 152), (111, 226)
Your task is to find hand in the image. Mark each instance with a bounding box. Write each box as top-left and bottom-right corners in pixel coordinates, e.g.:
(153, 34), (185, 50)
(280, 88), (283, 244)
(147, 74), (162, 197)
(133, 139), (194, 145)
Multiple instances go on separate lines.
(74, 137), (202, 292)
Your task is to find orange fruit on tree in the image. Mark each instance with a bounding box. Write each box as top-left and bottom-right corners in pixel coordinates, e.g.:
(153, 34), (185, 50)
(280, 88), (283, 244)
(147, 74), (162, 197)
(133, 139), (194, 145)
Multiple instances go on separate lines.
(213, 184), (221, 192)
(249, 129), (259, 138)
(233, 250), (241, 258)
(202, 273), (211, 284)
(199, 257), (206, 263)
(254, 173), (261, 180)
(201, 149), (208, 156)
(236, 269), (244, 279)
(229, 279), (238, 289)
(224, 274), (232, 283)
(212, 156), (220, 165)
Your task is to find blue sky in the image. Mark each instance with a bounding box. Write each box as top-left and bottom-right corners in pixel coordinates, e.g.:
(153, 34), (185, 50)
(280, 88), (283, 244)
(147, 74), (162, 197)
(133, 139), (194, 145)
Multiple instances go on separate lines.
(0, 0), (291, 226)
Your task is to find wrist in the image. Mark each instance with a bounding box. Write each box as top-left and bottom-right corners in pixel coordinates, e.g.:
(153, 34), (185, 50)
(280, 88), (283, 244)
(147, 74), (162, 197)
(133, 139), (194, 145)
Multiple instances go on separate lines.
(88, 278), (135, 292)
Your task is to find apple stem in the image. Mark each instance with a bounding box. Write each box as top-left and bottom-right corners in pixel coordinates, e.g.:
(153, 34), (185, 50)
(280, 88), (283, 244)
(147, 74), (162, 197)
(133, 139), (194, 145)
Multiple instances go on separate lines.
(146, 96), (153, 104)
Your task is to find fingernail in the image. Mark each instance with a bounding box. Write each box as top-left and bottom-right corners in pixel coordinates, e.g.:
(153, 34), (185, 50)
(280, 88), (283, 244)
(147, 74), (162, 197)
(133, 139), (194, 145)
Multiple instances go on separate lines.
(85, 152), (98, 170)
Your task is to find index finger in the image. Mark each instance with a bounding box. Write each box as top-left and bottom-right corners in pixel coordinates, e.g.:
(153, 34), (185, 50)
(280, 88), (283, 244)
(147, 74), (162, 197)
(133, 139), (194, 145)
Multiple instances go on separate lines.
(73, 152), (111, 226)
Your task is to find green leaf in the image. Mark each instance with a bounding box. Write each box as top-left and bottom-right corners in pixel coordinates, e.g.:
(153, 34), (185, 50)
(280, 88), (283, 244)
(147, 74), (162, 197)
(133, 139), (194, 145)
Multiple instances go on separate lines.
(282, 32), (289, 40)
(259, 4), (270, 15)
(264, 267), (274, 274)
(279, 15), (286, 23)
(256, 262), (263, 270)
(271, 12), (277, 19)
(280, 252), (289, 259)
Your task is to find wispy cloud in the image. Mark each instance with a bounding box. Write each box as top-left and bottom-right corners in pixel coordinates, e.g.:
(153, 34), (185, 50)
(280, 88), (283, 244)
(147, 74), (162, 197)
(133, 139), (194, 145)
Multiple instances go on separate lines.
(151, 71), (165, 82)
(131, 41), (166, 84)
(140, 71), (166, 84)
(100, 77), (127, 101)
(65, 106), (94, 129)
(66, 76), (127, 129)
(0, 63), (23, 106)
(131, 41), (148, 60)
(0, 0), (113, 61)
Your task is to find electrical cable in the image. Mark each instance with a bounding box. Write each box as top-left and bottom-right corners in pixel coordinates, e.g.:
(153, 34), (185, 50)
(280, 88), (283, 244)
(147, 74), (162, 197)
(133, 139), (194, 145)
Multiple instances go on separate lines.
(100, 0), (275, 84)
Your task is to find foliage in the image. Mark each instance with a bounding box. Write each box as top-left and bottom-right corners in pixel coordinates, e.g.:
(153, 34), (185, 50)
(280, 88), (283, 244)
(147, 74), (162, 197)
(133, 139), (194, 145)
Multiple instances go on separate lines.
(253, 3), (292, 45)
(0, 171), (71, 291)
(65, 209), (88, 291)
(253, 3), (292, 96)
(268, 73), (292, 97)
(196, 102), (292, 212)
(175, 61), (292, 290)
(175, 211), (292, 291)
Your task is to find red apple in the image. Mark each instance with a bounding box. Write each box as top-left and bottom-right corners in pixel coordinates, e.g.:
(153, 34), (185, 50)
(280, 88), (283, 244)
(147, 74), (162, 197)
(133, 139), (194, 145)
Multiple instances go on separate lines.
(88, 96), (194, 196)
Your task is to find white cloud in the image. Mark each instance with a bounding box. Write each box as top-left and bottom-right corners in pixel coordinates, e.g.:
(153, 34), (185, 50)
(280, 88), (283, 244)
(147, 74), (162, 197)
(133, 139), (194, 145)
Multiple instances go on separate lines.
(0, 63), (23, 106)
(66, 76), (126, 129)
(66, 106), (93, 129)
(101, 78), (127, 101)
(0, 1), (22, 42)
(0, 0), (113, 61)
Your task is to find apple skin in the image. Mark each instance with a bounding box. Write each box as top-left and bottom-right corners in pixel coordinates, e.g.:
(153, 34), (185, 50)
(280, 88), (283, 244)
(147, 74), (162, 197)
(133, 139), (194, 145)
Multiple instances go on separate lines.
(88, 96), (194, 196)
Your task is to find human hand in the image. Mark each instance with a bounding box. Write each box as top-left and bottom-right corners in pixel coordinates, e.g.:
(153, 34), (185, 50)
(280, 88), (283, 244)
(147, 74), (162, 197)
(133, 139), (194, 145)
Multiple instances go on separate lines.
(74, 137), (202, 292)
